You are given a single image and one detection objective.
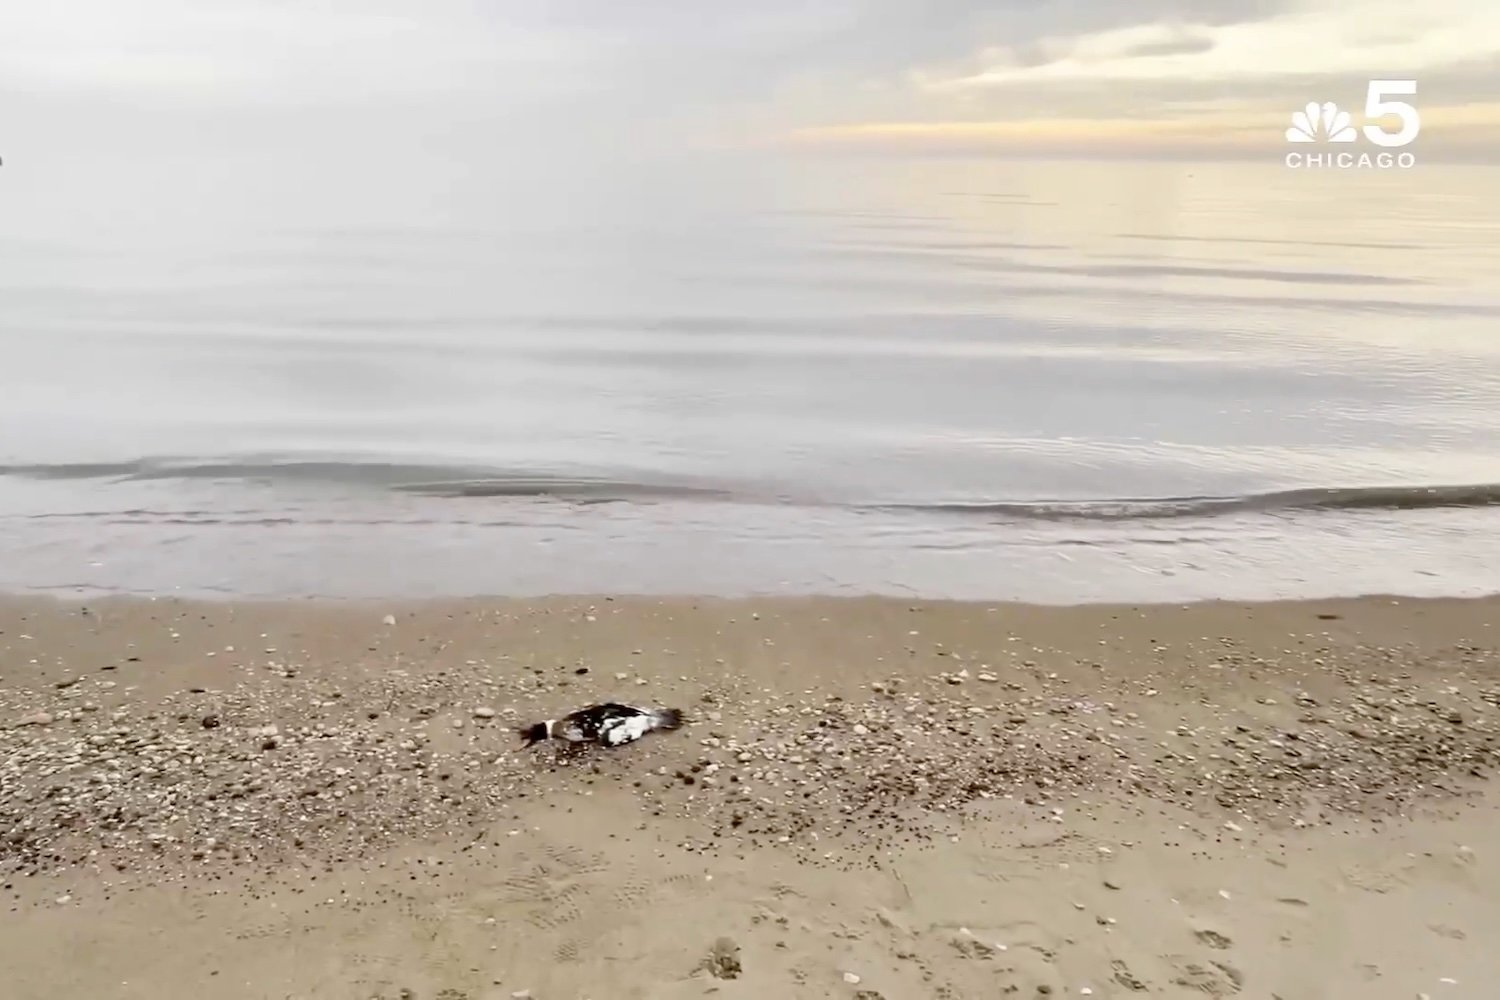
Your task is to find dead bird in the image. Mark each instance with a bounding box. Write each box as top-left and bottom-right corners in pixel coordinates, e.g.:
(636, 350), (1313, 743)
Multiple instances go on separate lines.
(519, 702), (684, 749)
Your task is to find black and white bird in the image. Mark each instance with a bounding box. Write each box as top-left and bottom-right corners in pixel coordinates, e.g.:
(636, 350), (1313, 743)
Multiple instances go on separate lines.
(519, 702), (684, 750)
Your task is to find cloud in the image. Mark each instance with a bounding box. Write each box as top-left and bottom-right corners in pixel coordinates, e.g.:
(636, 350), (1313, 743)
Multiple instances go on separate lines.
(1, 0), (1496, 168)
(779, 101), (1500, 158)
(1120, 31), (1219, 60)
(919, 0), (1500, 91)
(0, 1), (588, 102)
(773, 0), (1500, 157)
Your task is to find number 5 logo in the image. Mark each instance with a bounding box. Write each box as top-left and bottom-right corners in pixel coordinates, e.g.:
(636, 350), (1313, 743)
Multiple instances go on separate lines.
(1363, 80), (1420, 147)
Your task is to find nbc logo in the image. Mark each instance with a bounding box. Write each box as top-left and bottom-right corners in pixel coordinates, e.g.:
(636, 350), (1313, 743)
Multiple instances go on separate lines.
(1283, 80), (1419, 170)
(1285, 102), (1357, 143)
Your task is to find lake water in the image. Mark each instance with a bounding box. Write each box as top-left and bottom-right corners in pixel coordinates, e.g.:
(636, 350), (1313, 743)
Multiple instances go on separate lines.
(2, 156), (1498, 601)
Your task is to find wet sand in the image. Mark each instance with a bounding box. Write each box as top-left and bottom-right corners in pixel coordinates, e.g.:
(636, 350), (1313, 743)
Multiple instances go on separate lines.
(2, 593), (1498, 998)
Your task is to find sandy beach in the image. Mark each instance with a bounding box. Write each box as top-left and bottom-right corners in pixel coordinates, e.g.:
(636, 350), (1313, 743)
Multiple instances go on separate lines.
(2, 593), (1497, 999)
(6, 5), (1499, 999)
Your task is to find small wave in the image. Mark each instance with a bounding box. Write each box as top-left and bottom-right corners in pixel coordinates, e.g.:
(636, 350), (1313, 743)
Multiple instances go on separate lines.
(881, 483), (1500, 520)
(0, 458), (492, 486)
(394, 478), (739, 502)
(3, 458), (1497, 520)
(0, 457), (751, 504)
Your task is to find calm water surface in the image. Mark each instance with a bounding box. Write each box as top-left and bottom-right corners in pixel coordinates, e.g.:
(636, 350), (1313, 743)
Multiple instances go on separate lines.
(2, 157), (1498, 600)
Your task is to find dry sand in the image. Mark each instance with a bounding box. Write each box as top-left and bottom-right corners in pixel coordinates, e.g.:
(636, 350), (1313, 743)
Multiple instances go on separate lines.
(2, 593), (1498, 999)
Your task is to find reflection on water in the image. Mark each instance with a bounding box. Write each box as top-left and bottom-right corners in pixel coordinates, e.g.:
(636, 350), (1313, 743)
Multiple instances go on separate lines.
(1, 157), (1498, 599)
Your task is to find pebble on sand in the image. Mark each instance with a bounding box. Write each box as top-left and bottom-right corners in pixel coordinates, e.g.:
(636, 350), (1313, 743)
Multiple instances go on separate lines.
(3, 595), (1497, 929)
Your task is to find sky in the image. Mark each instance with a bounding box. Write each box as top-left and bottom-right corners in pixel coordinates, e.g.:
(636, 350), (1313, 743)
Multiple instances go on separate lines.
(1, 0), (1497, 228)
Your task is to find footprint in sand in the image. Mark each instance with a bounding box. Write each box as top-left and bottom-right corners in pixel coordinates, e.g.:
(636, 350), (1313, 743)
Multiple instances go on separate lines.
(1193, 929), (1233, 950)
(1169, 957), (1244, 996)
(923, 930), (1063, 999)
(338, 950), (401, 994)
(936, 919), (1061, 958)
(1111, 959), (1150, 992)
(567, 866), (712, 963)
(934, 829), (1110, 893)
(491, 848), (601, 932)
(489, 842), (714, 966)
(770, 880), (804, 899)
(693, 936), (742, 980)
(1339, 858), (1415, 894)
(232, 923), (276, 942)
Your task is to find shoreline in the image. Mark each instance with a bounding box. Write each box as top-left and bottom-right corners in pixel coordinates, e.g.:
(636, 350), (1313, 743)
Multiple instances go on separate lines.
(7, 491), (1500, 606)
(6, 585), (1500, 616)
(3, 592), (1498, 998)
